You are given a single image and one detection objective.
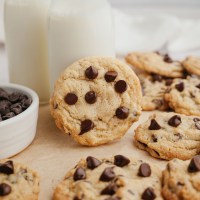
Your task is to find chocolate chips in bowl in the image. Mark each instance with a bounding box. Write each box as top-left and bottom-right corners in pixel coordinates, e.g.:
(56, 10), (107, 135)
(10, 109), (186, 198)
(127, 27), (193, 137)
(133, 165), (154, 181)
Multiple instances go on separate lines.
(0, 88), (32, 122)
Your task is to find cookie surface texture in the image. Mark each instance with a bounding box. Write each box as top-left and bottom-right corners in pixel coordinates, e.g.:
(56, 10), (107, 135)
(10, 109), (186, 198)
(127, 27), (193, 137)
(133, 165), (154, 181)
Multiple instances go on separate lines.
(53, 155), (163, 200)
(182, 56), (200, 76)
(125, 52), (183, 78)
(134, 112), (200, 160)
(0, 160), (40, 200)
(162, 156), (200, 200)
(50, 57), (142, 146)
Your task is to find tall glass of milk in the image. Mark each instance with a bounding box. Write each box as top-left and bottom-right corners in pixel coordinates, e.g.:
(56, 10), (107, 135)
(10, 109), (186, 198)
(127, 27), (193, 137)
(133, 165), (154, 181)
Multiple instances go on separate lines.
(4, 0), (51, 104)
(48, 0), (115, 92)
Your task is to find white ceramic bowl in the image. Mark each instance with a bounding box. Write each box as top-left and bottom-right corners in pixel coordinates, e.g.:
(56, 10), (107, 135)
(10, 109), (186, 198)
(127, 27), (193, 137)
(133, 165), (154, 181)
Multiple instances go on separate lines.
(0, 83), (39, 159)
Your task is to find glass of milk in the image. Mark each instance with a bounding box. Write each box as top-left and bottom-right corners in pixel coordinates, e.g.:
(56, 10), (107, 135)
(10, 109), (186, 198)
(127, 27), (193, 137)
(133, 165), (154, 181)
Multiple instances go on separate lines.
(4, 0), (51, 104)
(48, 0), (115, 92)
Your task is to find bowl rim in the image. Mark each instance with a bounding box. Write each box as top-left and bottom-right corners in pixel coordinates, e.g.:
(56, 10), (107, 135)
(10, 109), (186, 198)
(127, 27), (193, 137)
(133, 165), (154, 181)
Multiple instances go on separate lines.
(0, 83), (39, 127)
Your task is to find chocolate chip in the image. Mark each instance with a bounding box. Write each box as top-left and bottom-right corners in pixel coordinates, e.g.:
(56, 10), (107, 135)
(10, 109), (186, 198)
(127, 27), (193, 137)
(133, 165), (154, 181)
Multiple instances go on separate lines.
(85, 66), (98, 79)
(0, 114), (2, 122)
(85, 91), (97, 104)
(196, 84), (200, 89)
(165, 78), (173, 86)
(115, 107), (129, 119)
(163, 54), (173, 63)
(64, 93), (78, 105)
(114, 80), (127, 93)
(188, 155), (200, 173)
(152, 99), (164, 109)
(114, 155), (130, 167)
(0, 100), (11, 115)
(194, 118), (200, 122)
(73, 167), (86, 181)
(104, 197), (120, 200)
(168, 115), (181, 127)
(9, 92), (21, 103)
(142, 187), (156, 200)
(101, 182), (118, 195)
(174, 133), (183, 140)
(152, 134), (158, 142)
(0, 89), (9, 100)
(148, 119), (161, 130)
(10, 103), (22, 115)
(105, 71), (118, 82)
(99, 167), (115, 182)
(73, 197), (80, 200)
(86, 156), (101, 169)
(2, 112), (15, 120)
(80, 120), (94, 135)
(0, 161), (14, 175)
(175, 82), (184, 92)
(152, 74), (162, 82)
(0, 183), (12, 196)
(195, 121), (200, 130)
(138, 163), (151, 177)
(21, 98), (32, 110)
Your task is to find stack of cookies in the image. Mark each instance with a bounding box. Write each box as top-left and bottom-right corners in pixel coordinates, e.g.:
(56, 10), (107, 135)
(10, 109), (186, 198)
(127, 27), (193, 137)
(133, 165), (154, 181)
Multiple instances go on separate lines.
(126, 52), (200, 160)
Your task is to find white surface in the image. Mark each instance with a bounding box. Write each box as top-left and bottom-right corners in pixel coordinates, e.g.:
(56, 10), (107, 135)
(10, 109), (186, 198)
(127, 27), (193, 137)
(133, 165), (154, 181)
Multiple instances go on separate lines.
(0, 83), (39, 159)
(48, 0), (115, 92)
(4, 0), (51, 103)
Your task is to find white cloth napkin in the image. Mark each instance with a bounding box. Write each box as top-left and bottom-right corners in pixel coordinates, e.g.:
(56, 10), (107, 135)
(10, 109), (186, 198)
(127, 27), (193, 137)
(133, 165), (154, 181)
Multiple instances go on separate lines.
(113, 9), (200, 56)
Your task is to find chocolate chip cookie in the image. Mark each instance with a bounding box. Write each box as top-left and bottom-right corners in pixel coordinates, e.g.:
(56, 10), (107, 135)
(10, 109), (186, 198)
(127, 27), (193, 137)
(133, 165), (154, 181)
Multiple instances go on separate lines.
(125, 52), (183, 78)
(138, 74), (171, 111)
(53, 155), (163, 200)
(162, 155), (200, 200)
(0, 160), (39, 199)
(134, 112), (200, 160)
(50, 57), (142, 146)
(182, 56), (200, 76)
(164, 76), (200, 116)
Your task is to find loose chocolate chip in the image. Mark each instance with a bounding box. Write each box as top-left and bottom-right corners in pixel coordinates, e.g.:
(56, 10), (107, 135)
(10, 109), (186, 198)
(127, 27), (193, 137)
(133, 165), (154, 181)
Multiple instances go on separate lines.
(105, 71), (118, 82)
(115, 107), (129, 119)
(195, 121), (200, 130)
(99, 167), (115, 182)
(0, 114), (2, 122)
(148, 119), (161, 130)
(138, 163), (151, 177)
(9, 92), (20, 103)
(163, 54), (173, 63)
(101, 182), (118, 195)
(21, 98), (32, 110)
(114, 155), (130, 167)
(114, 80), (127, 93)
(85, 91), (97, 104)
(152, 74), (162, 82)
(80, 120), (94, 135)
(10, 103), (22, 115)
(196, 84), (200, 89)
(86, 156), (101, 169)
(168, 115), (181, 127)
(165, 78), (173, 86)
(0, 89), (9, 100)
(64, 93), (78, 105)
(0, 100), (11, 115)
(73, 167), (86, 181)
(142, 187), (156, 200)
(175, 82), (184, 92)
(0, 183), (12, 196)
(2, 112), (15, 120)
(0, 161), (14, 175)
(194, 118), (200, 122)
(85, 66), (98, 79)
(188, 155), (200, 173)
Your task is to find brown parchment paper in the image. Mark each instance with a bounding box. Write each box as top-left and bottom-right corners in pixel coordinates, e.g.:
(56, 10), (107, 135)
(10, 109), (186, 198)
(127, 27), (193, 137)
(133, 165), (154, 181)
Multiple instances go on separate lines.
(12, 105), (168, 200)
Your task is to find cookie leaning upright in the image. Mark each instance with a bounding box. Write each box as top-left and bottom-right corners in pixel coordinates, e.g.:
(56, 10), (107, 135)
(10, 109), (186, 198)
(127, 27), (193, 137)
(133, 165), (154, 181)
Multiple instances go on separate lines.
(162, 155), (200, 200)
(0, 160), (40, 200)
(125, 52), (183, 78)
(50, 57), (142, 146)
(53, 155), (163, 200)
(182, 56), (200, 76)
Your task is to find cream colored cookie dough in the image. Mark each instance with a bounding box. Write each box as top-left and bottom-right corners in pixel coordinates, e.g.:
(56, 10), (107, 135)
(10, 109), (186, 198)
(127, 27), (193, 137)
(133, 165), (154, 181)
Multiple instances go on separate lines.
(0, 160), (40, 200)
(134, 112), (200, 160)
(182, 56), (200, 76)
(53, 155), (163, 200)
(164, 76), (200, 116)
(50, 57), (142, 146)
(125, 52), (183, 78)
(138, 74), (170, 111)
(162, 156), (200, 200)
